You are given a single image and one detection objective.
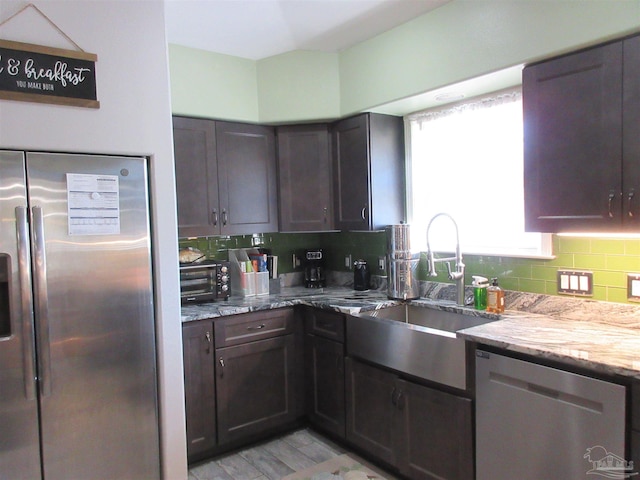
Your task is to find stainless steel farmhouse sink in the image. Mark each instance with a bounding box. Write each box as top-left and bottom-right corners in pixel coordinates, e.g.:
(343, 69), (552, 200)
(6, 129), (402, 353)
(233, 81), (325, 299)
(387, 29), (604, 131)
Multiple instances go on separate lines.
(348, 304), (498, 390)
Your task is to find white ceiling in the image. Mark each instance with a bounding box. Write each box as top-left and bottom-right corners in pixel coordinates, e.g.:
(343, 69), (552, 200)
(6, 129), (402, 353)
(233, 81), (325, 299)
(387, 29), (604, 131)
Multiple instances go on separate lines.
(164, 0), (450, 60)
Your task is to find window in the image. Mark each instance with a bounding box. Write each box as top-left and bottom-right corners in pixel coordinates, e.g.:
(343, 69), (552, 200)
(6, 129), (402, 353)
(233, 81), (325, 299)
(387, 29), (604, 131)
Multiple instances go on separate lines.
(406, 89), (550, 257)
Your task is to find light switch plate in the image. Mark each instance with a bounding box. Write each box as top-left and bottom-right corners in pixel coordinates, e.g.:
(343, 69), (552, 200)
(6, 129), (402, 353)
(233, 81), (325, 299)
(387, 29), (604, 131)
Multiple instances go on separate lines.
(557, 270), (593, 296)
(627, 274), (640, 302)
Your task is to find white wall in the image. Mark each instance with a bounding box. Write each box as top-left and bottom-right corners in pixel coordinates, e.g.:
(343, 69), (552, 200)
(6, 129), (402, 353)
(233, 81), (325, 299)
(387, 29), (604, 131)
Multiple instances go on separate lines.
(0, 1), (186, 478)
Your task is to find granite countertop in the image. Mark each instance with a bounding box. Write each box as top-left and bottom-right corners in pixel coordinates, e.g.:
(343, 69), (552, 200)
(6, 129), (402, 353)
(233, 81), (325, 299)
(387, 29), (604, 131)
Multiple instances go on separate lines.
(460, 292), (640, 381)
(181, 284), (640, 381)
(180, 286), (399, 322)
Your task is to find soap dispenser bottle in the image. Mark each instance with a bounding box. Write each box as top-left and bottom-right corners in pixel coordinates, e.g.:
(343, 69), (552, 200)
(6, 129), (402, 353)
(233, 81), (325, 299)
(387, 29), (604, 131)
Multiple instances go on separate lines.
(487, 277), (505, 313)
(472, 276), (488, 310)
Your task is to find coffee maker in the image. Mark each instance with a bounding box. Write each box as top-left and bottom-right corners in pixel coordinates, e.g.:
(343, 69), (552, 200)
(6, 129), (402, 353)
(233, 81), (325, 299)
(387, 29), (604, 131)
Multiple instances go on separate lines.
(304, 249), (326, 288)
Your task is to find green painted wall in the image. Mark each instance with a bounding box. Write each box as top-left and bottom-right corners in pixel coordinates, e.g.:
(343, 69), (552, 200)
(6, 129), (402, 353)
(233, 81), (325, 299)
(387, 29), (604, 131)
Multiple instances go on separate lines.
(339, 0), (640, 115)
(168, 0), (640, 121)
(168, 44), (259, 122)
(257, 50), (341, 124)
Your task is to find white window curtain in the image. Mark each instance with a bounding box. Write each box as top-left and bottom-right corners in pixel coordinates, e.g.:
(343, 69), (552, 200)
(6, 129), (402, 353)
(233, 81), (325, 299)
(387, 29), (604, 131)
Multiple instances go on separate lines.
(406, 89), (549, 257)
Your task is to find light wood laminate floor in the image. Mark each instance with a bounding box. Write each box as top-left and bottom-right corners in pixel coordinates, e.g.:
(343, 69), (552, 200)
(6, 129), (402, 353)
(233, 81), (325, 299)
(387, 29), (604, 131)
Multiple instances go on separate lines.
(188, 428), (390, 480)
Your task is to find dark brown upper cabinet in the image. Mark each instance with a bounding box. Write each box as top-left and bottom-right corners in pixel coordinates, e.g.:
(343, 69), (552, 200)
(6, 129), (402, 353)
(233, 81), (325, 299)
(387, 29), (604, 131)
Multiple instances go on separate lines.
(173, 116), (219, 238)
(216, 121), (278, 235)
(173, 116), (278, 237)
(523, 34), (640, 232)
(277, 124), (333, 231)
(331, 113), (406, 231)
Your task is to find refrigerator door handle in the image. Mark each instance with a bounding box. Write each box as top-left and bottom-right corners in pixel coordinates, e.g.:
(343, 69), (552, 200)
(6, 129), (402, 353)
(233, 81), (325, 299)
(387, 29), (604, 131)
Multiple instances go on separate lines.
(32, 206), (52, 397)
(15, 206), (37, 401)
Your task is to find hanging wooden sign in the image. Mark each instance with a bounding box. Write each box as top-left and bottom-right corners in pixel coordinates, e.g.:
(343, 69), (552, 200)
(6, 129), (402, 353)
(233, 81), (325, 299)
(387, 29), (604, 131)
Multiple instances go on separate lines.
(0, 39), (99, 109)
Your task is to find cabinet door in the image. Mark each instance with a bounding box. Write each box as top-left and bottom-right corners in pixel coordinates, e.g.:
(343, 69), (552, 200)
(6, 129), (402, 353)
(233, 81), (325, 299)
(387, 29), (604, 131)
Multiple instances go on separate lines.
(523, 41), (623, 232)
(623, 35), (640, 227)
(173, 116), (220, 237)
(216, 121), (278, 235)
(345, 357), (398, 466)
(303, 307), (345, 343)
(332, 115), (371, 230)
(182, 321), (216, 458)
(396, 379), (473, 480)
(216, 335), (300, 444)
(305, 334), (345, 438)
(277, 125), (333, 231)
(368, 114), (406, 229)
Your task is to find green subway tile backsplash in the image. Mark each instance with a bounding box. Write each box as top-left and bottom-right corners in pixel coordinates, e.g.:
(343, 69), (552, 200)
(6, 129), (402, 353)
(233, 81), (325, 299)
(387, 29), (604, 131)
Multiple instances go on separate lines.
(606, 254), (640, 272)
(557, 237), (591, 254)
(574, 253), (606, 270)
(607, 287), (629, 304)
(180, 232), (640, 304)
(591, 238), (626, 255)
(624, 239), (640, 255)
(595, 271), (626, 288)
(517, 278), (547, 295)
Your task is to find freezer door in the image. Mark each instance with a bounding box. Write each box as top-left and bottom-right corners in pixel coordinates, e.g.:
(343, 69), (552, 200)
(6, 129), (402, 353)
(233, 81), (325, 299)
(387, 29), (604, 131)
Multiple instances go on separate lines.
(0, 150), (41, 479)
(26, 152), (160, 479)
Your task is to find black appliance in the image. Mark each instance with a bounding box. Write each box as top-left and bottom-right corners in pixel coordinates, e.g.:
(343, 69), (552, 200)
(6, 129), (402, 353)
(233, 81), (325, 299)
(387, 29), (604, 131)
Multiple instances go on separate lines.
(353, 259), (370, 291)
(304, 249), (325, 288)
(180, 261), (230, 303)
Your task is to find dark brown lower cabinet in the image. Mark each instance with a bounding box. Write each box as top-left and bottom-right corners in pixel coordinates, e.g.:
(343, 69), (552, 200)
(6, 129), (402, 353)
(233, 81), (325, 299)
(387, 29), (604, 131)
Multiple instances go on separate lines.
(216, 334), (302, 444)
(346, 357), (473, 480)
(345, 357), (397, 465)
(397, 379), (473, 480)
(305, 333), (346, 438)
(182, 321), (216, 458)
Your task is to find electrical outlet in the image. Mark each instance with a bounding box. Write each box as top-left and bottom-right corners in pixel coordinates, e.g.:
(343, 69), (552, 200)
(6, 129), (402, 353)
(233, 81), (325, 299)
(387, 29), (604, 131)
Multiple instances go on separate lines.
(345, 254), (352, 268)
(557, 269), (593, 296)
(292, 253), (301, 268)
(627, 274), (640, 301)
(378, 256), (386, 271)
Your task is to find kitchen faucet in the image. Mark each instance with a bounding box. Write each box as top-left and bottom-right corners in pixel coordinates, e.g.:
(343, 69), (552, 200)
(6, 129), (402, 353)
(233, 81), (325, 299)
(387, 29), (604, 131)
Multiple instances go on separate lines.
(426, 213), (465, 306)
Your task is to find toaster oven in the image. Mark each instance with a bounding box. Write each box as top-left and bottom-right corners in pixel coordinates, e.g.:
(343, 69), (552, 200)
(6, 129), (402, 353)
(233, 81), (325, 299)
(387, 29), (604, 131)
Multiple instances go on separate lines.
(180, 261), (230, 304)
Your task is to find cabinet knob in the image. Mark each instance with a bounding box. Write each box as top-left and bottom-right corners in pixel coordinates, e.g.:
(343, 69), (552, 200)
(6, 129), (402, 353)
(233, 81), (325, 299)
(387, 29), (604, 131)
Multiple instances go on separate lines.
(212, 209), (218, 226)
(222, 209), (228, 226)
(246, 324), (266, 331)
(628, 191), (635, 218)
(205, 331), (211, 354)
(361, 206), (367, 221)
(219, 357), (225, 377)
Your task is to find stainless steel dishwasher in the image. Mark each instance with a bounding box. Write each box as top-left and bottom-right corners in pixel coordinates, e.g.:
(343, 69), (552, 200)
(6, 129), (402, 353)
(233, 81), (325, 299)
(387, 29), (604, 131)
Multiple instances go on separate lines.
(476, 350), (627, 480)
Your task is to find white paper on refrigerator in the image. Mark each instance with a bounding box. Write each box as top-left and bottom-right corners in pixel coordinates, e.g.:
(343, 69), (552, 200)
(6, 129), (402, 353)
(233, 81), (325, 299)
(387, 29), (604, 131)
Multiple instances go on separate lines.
(66, 173), (120, 235)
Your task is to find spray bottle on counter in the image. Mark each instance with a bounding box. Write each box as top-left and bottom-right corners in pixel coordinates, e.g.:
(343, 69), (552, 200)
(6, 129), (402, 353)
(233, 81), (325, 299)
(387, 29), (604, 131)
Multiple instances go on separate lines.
(486, 277), (505, 313)
(471, 276), (488, 310)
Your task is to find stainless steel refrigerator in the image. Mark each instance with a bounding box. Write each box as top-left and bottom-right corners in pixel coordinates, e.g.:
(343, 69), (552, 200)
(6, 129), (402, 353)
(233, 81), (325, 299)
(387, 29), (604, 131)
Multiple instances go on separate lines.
(0, 151), (160, 479)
